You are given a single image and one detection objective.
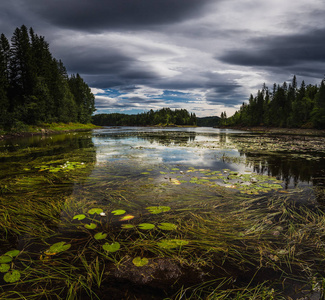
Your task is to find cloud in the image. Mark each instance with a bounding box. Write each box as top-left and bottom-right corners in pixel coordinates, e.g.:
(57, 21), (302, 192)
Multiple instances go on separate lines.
(22, 0), (215, 31)
(219, 29), (325, 68)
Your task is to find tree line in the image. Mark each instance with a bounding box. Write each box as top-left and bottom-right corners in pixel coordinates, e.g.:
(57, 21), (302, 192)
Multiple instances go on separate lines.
(0, 25), (95, 131)
(221, 76), (325, 129)
(92, 108), (197, 126)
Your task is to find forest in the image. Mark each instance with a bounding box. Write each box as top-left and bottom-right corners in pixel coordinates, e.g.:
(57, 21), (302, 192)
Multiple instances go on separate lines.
(92, 108), (197, 126)
(221, 76), (325, 129)
(0, 25), (96, 131)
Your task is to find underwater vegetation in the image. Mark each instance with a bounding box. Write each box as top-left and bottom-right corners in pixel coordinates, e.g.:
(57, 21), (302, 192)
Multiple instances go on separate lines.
(0, 129), (325, 299)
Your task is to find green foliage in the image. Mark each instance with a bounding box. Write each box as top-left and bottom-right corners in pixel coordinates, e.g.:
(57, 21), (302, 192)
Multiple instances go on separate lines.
(3, 270), (21, 283)
(88, 208), (103, 215)
(146, 206), (171, 214)
(224, 76), (325, 129)
(138, 223), (155, 230)
(111, 209), (126, 216)
(0, 25), (95, 131)
(92, 108), (197, 126)
(94, 232), (108, 240)
(45, 242), (71, 255)
(102, 242), (120, 253)
(132, 257), (149, 267)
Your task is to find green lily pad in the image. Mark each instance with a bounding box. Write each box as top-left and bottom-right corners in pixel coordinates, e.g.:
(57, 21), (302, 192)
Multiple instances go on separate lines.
(146, 206), (171, 214)
(158, 223), (178, 231)
(0, 255), (12, 264)
(102, 242), (120, 253)
(88, 208), (104, 215)
(4, 270), (21, 283)
(45, 242), (71, 255)
(132, 257), (149, 267)
(0, 264), (10, 273)
(157, 239), (189, 249)
(73, 214), (86, 220)
(4, 250), (20, 258)
(111, 209), (126, 216)
(138, 223), (155, 230)
(121, 224), (135, 229)
(94, 232), (107, 240)
(85, 223), (97, 230)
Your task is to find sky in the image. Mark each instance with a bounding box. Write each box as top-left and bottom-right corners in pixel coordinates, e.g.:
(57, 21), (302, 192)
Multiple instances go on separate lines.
(1, 0), (325, 117)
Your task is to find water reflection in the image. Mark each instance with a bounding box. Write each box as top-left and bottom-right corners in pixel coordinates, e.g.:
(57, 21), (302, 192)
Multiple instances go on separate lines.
(92, 127), (325, 191)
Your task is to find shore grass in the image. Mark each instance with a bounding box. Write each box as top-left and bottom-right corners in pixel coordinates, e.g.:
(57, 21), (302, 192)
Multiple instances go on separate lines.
(0, 122), (100, 139)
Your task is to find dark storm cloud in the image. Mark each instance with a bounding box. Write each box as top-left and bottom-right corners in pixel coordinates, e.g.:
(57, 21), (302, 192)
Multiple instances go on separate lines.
(219, 29), (325, 68)
(23, 0), (214, 31)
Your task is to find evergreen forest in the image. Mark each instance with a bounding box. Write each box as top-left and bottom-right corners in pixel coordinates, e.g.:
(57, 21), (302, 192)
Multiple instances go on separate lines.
(221, 76), (325, 129)
(92, 108), (197, 126)
(0, 25), (96, 131)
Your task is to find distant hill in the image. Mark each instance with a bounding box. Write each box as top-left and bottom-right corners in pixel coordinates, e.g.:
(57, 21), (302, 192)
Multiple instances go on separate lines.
(196, 116), (220, 127)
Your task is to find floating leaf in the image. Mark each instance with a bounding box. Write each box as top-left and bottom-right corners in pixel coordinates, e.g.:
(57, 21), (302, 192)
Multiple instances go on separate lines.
(121, 224), (135, 229)
(120, 215), (134, 221)
(0, 255), (12, 264)
(111, 209), (126, 216)
(132, 257), (149, 267)
(102, 242), (120, 252)
(73, 214), (86, 221)
(94, 232), (107, 240)
(158, 223), (177, 231)
(157, 239), (189, 249)
(170, 179), (181, 185)
(4, 250), (20, 257)
(138, 223), (155, 230)
(0, 264), (10, 273)
(146, 206), (171, 214)
(45, 242), (71, 255)
(85, 223), (97, 230)
(88, 208), (103, 215)
(4, 270), (21, 283)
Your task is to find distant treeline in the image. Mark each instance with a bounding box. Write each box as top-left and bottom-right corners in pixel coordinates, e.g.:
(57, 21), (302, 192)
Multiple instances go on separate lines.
(0, 25), (95, 131)
(92, 108), (197, 126)
(221, 76), (325, 129)
(196, 116), (220, 127)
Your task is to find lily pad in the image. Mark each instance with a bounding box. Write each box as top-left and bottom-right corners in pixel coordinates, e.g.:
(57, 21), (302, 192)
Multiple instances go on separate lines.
(4, 270), (21, 283)
(85, 223), (97, 230)
(0, 255), (12, 264)
(94, 232), (107, 240)
(102, 242), (120, 253)
(146, 206), (171, 214)
(45, 242), (71, 255)
(132, 257), (149, 267)
(0, 264), (10, 273)
(4, 250), (20, 258)
(157, 239), (189, 249)
(111, 209), (126, 216)
(88, 208), (103, 215)
(120, 215), (135, 221)
(121, 224), (135, 229)
(158, 223), (178, 231)
(138, 223), (155, 230)
(73, 214), (86, 221)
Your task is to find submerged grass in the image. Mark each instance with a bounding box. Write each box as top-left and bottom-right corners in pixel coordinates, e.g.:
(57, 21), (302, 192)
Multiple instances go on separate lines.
(1, 131), (325, 299)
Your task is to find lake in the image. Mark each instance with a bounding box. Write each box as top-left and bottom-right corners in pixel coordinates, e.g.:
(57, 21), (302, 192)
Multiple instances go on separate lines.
(1, 127), (325, 299)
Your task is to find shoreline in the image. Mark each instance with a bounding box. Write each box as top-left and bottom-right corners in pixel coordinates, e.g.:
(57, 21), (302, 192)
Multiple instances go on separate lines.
(0, 123), (101, 140)
(216, 126), (325, 136)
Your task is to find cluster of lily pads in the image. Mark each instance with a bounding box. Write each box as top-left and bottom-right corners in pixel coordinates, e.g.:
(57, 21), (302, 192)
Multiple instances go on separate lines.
(0, 250), (21, 283)
(143, 166), (283, 195)
(35, 161), (86, 173)
(70, 206), (188, 267)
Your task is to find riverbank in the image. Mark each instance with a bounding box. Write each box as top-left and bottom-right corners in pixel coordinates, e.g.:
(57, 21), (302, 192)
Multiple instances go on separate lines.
(0, 123), (101, 140)
(217, 126), (325, 136)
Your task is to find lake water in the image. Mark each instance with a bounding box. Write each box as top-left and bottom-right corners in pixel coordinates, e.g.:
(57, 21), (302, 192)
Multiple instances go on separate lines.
(1, 127), (325, 299)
